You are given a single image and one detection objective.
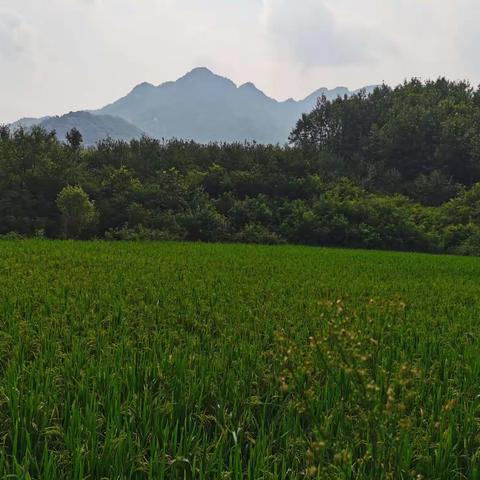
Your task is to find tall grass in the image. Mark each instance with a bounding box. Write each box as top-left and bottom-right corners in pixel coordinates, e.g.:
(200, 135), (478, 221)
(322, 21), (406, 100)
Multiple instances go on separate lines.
(0, 241), (479, 478)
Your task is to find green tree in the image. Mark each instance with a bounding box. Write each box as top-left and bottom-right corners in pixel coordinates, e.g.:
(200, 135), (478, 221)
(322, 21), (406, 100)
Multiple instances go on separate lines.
(66, 128), (83, 151)
(56, 186), (97, 239)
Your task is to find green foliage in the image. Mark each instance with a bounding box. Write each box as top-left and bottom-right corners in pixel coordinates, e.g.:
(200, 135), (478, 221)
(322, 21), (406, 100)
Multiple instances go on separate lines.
(56, 185), (97, 239)
(0, 231), (24, 240)
(2, 79), (480, 256)
(406, 170), (462, 206)
(291, 78), (480, 188)
(454, 229), (480, 256)
(104, 224), (180, 241)
(235, 222), (285, 244)
(179, 191), (228, 241)
(65, 127), (83, 151)
(0, 241), (479, 478)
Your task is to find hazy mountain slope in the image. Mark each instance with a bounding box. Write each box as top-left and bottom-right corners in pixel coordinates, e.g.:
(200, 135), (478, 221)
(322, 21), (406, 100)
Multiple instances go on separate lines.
(11, 112), (144, 146)
(10, 116), (51, 130)
(99, 67), (376, 144)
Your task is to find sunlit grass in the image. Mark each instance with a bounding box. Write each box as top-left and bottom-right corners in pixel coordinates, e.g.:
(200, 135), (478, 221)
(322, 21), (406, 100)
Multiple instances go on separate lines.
(0, 240), (479, 479)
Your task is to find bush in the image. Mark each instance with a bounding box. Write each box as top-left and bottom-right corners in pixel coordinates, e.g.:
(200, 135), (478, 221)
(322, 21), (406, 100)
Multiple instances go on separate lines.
(0, 231), (24, 240)
(445, 223), (480, 256)
(235, 223), (285, 245)
(56, 186), (98, 239)
(104, 225), (177, 241)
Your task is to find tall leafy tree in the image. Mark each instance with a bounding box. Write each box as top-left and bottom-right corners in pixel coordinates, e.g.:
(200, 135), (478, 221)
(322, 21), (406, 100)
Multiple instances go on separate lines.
(56, 186), (97, 239)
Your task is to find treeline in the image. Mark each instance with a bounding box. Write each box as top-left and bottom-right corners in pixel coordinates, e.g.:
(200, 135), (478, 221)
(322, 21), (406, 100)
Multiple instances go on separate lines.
(2, 78), (480, 254)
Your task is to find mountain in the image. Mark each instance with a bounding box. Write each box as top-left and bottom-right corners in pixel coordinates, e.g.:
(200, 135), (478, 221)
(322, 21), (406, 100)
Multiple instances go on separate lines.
(10, 68), (377, 145)
(12, 111), (144, 146)
(99, 67), (376, 144)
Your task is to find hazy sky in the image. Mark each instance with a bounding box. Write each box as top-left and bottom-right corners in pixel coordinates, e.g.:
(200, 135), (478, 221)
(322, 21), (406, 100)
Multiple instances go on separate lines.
(1, 0), (479, 123)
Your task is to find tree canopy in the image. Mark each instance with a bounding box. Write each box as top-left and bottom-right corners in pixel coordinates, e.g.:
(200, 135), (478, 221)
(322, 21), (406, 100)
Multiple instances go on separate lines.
(2, 78), (480, 254)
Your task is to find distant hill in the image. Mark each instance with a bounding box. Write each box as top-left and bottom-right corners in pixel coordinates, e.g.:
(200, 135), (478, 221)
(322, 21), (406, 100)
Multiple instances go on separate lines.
(10, 116), (51, 130)
(12, 112), (144, 146)
(10, 68), (377, 145)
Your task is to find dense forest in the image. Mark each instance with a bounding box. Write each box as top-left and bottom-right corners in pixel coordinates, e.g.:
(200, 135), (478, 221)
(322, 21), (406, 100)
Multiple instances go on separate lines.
(2, 78), (480, 254)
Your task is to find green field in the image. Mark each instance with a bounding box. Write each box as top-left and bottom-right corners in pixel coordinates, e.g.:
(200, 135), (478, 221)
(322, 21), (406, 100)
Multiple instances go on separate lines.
(1, 241), (480, 479)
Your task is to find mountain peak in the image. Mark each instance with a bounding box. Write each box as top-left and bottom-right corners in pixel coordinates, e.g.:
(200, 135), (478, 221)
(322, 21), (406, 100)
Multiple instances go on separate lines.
(238, 82), (276, 103)
(239, 82), (263, 95)
(191, 66), (213, 74)
(181, 67), (215, 80)
(129, 82), (156, 97)
(240, 82), (257, 90)
(176, 67), (237, 90)
(303, 86), (350, 103)
(132, 81), (154, 91)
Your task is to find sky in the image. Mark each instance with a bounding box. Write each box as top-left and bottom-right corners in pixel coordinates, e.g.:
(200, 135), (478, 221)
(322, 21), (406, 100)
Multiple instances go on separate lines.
(0, 0), (479, 123)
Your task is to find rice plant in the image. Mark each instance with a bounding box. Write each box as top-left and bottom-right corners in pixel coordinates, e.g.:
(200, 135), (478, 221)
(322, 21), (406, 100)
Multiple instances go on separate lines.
(0, 240), (479, 479)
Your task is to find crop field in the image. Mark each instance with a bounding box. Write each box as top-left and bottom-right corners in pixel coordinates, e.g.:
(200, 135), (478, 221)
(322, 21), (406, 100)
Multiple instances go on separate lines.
(0, 241), (480, 479)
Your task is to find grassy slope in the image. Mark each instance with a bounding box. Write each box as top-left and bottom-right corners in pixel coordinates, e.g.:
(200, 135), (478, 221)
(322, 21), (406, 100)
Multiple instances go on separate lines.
(0, 241), (479, 479)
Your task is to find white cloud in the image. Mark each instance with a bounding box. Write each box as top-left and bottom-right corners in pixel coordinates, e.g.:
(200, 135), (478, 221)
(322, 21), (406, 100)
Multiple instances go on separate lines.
(0, 8), (39, 122)
(0, 8), (34, 62)
(262, 0), (391, 66)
